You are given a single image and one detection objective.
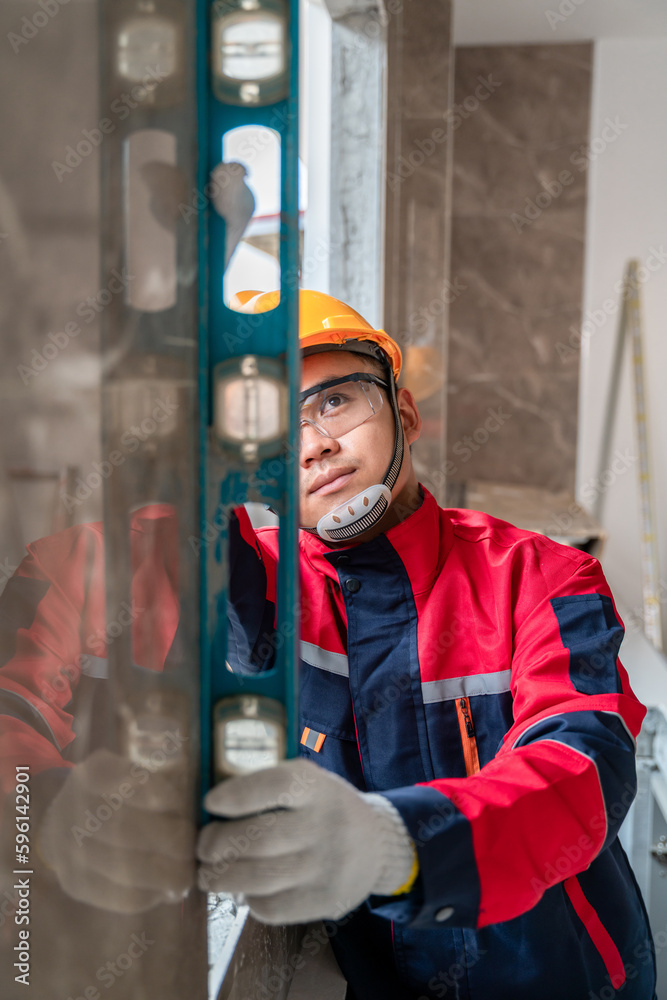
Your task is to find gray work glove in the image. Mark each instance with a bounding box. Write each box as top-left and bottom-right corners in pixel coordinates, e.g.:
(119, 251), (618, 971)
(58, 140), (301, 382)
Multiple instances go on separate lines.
(39, 749), (194, 914)
(197, 758), (418, 924)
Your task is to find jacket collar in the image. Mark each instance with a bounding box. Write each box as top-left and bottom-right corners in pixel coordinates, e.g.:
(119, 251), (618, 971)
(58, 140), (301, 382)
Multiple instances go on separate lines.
(299, 486), (453, 594)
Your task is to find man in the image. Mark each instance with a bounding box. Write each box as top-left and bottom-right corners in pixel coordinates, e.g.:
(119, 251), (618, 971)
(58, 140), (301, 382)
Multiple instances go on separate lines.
(0, 289), (655, 998)
(197, 289), (656, 999)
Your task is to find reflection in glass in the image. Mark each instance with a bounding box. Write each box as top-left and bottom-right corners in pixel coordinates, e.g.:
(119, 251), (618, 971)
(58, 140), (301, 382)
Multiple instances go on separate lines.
(117, 16), (178, 82)
(124, 129), (181, 312)
(220, 125), (282, 301)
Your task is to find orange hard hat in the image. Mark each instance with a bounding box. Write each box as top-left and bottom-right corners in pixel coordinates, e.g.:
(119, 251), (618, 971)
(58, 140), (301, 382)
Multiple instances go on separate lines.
(229, 288), (402, 381)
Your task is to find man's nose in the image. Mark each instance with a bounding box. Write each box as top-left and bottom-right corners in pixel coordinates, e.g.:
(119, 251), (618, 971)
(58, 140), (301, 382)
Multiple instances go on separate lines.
(299, 421), (340, 464)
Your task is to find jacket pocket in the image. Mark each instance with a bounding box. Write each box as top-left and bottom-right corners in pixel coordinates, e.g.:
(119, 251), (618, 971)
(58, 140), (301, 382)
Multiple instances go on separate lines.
(299, 658), (365, 788)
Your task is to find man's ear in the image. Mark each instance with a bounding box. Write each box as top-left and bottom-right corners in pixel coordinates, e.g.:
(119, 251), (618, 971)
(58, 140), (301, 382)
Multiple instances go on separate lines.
(396, 387), (422, 446)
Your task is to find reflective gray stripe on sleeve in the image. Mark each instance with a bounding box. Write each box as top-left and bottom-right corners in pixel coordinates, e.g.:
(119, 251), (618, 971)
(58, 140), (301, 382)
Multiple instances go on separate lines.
(422, 669), (512, 704)
(0, 689), (63, 750)
(300, 641), (349, 677)
(81, 655), (109, 679)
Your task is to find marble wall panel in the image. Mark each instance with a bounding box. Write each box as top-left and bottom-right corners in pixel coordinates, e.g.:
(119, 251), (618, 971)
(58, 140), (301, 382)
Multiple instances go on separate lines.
(448, 44), (592, 494)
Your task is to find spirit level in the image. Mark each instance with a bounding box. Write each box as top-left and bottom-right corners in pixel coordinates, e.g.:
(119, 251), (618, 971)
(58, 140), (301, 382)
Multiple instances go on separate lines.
(197, 0), (300, 797)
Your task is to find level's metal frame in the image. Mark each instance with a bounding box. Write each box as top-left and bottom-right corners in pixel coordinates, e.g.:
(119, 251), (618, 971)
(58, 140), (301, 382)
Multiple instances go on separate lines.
(97, 3), (299, 992)
(98, 1), (208, 996)
(197, 1), (300, 796)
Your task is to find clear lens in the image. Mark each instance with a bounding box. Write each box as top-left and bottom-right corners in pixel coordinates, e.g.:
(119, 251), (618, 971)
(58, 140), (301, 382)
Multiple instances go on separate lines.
(217, 375), (282, 442)
(219, 718), (282, 774)
(300, 378), (383, 441)
(219, 15), (284, 81)
(117, 17), (178, 83)
(213, 356), (287, 462)
(214, 696), (287, 779)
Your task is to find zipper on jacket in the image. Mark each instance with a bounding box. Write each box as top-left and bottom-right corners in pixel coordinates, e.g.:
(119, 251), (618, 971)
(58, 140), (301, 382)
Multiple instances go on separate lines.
(456, 697), (481, 776)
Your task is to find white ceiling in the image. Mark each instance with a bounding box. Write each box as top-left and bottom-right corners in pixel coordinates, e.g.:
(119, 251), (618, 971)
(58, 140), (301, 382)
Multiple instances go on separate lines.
(453, 0), (667, 45)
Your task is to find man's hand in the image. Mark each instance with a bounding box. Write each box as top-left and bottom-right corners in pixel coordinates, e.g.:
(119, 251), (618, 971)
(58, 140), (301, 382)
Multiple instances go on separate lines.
(38, 749), (195, 914)
(197, 758), (417, 924)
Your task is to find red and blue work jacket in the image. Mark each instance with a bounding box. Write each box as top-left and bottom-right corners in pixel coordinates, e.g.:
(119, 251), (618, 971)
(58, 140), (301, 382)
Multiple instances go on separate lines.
(0, 493), (656, 999)
(229, 488), (656, 1000)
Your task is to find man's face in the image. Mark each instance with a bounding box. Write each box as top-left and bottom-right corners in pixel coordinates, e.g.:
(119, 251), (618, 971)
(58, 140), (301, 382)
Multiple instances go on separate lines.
(299, 352), (402, 529)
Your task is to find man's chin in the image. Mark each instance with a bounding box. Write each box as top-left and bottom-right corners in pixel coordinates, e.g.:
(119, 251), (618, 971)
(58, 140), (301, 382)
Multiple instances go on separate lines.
(300, 487), (363, 531)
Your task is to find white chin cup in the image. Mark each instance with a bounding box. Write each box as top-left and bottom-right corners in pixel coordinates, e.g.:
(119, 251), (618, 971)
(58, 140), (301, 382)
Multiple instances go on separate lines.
(316, 484), (392, 543)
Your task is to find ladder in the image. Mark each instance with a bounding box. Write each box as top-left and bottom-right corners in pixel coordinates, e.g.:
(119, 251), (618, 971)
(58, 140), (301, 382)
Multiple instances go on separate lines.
(595, 259), (663, 651)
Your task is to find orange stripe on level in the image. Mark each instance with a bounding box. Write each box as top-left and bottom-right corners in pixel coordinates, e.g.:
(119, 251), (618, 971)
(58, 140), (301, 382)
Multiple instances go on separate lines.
(564, 876), (626, 989)
(455, 697), (480, 776)
(300, 727), (311, 746)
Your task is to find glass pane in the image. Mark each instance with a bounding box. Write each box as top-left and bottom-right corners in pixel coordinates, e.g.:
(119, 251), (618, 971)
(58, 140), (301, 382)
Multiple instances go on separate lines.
(220, 125), (282, 303)
(0, 1), (206, 997)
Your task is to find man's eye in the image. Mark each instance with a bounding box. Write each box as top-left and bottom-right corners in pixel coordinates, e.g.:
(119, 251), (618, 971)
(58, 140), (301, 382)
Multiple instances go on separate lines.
(322, 393), (347, 412)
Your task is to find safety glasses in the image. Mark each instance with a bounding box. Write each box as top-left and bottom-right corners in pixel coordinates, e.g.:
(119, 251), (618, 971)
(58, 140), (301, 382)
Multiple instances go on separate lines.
(299, 372), (387, 442)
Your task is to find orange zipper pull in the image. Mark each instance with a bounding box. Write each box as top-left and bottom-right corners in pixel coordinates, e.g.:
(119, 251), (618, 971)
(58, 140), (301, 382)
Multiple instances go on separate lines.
(459, 697), (475, 738)
(456, 696), (481, 776)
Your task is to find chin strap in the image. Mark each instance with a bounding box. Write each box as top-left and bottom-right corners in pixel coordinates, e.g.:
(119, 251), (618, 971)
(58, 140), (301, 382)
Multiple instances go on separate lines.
(309, 369), (405, 544)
